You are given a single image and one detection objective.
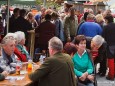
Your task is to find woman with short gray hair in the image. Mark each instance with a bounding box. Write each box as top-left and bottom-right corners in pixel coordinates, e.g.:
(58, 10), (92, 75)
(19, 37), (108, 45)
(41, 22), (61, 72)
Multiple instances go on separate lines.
(15, 31), (31, 61)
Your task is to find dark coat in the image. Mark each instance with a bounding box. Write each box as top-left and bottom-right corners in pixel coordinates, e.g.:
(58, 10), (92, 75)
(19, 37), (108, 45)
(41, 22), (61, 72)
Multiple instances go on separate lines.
(29, 52), (77, 86)
(35, 20), (55, 50)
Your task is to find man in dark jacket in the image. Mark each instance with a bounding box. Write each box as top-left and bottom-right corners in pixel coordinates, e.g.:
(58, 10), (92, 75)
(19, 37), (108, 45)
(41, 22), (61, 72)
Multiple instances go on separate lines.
(35, 14), (56, 52)
(13, 9), (32, 46)
(102, 14), (115, 80)
(29, 37), (77, 86)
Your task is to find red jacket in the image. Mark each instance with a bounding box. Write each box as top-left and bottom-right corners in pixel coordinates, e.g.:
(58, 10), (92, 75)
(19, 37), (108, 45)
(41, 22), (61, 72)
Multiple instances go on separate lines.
(14, 47), (27, 62)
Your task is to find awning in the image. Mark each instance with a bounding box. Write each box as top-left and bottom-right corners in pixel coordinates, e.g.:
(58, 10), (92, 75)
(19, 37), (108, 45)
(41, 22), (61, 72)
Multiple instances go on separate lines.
(89, 0), (110, 2)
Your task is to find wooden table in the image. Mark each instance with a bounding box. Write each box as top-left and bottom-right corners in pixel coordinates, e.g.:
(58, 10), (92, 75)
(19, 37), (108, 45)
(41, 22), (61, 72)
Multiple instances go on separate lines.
(0, 74), (32, 86)
(0, 63), (40, 86)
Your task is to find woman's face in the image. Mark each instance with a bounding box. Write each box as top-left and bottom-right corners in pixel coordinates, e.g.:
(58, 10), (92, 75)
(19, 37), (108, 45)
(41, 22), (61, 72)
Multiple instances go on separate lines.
(77, 40), (86, 51)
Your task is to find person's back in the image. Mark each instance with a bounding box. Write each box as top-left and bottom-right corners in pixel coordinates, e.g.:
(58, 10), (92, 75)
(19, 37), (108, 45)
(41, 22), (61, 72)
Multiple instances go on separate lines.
(36, 53), (75, 86)
(29, 37), (76, 86)
(35, 14), (56, 50)
(78, 13), (102, 37)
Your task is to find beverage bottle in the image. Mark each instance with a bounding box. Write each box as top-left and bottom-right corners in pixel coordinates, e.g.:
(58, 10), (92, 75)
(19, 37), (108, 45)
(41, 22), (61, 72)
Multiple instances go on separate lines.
(16, 62), (21, 75)
(27, 60), (33, 74)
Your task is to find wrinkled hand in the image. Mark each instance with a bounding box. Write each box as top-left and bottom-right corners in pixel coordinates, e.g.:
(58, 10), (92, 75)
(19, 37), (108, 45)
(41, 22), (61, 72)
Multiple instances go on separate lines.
(79, 72), (88, 81)
(1, 71), (9, 77)
(87, 75), (94, 82)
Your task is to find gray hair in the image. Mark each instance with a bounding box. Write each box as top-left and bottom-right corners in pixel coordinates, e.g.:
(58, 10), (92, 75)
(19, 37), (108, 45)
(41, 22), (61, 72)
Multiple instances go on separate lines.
(92, 35), (104, 47)
(5, 33), (17, 40)
(87, 13), (95, 20)
(1, 36), (16, 45)
(15, 31), (25, 43)
(49, 37), (63, 51)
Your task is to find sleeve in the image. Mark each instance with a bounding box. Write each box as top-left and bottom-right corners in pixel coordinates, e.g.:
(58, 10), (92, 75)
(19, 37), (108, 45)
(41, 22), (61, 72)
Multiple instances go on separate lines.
(74, 68), (83, 77)
(72, 58), (83, 77)
(29, 58), (51, 82)
(77, 24), (84, 35)
(0, 74), (5, 81)
(63, 17), (70, 38)
(97, 25), (102, 35)
(86, 59), (94, 74)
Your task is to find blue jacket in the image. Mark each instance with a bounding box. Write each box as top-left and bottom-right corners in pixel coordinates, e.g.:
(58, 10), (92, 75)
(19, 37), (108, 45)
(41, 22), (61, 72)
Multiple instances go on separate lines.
(78, 22), (102, 37)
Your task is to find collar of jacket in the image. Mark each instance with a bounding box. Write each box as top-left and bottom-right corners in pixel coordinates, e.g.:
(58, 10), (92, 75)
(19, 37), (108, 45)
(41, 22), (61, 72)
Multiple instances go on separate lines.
(86, 20), (94, 22)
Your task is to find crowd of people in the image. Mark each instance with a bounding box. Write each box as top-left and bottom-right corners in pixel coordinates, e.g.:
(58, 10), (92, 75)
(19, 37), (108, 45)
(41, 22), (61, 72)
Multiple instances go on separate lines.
(0, 3), (115, 86)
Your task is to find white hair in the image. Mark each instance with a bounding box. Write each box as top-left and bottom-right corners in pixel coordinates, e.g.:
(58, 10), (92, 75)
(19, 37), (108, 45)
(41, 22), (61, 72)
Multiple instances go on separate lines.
(92, 35), (105, 47)
(15, 31), (25, 43)
(5, 33), (17, 39)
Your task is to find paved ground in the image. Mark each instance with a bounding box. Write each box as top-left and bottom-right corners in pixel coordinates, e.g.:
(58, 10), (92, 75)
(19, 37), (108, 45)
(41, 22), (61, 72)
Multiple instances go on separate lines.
(96, 75), (115, 86)
(96, 64), (115, 86)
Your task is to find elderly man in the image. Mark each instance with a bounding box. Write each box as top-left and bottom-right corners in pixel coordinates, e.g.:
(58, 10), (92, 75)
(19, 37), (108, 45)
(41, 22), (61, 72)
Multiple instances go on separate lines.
(0, 36), (18, 74)
(29, 37), (76, 86)
(87, 35), (107, 76)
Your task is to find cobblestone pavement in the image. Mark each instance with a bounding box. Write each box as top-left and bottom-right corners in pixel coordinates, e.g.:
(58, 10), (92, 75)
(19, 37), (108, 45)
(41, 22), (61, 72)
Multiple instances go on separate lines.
(96, 75), (115, 86)
(96, 64), (115, 86)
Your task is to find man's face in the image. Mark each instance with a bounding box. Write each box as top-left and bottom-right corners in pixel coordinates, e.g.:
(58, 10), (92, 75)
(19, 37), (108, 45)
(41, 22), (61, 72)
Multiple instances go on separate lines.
(3, 41), (15, 56)
(91, 40), (100, 51)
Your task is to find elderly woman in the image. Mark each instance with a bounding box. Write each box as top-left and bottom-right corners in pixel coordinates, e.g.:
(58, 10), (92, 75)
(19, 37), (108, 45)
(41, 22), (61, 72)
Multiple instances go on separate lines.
(15, 31), (31, 61)
(73, 35), (94, 86)
(0, 35), (18, 74)
(4, 32), (28, 62)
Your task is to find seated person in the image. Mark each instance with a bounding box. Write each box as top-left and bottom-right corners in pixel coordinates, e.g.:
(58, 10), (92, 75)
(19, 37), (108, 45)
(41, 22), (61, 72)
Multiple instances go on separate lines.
(28, 37), (76, 86)
(63, 42), (77, 57)
(0, 36), (19, 74)
(73, 35), (107, 76)
(73, 35), (94, 86)
(4, 32), (28, 62)
(15, 31), (31, 61)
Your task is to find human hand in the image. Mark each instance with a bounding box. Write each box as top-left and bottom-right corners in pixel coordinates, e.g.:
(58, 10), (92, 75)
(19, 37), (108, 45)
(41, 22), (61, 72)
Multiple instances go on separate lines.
(87, 75), (94, 82)
(1, 71), (9, 77)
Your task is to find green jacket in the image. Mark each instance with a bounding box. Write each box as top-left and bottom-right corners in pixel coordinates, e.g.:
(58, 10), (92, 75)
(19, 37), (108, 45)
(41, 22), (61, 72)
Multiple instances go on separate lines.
(0, 74), (5, 81)
(29, 52), (77, 86)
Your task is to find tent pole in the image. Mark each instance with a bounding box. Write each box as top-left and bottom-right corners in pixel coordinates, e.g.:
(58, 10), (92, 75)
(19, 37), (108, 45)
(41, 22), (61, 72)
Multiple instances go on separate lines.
(7, 0), (10, 33)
